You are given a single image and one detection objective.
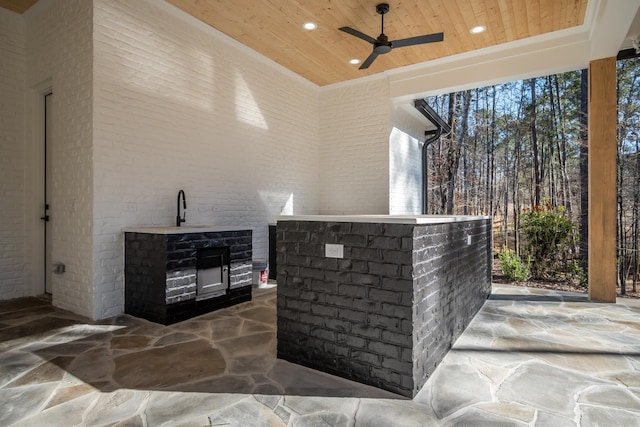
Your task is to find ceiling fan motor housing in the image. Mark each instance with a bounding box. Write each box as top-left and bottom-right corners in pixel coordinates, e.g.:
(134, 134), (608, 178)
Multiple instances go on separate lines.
(374, 43), (392, 54)
(376, 3), (390, 15)
(375, 33), (392, 54)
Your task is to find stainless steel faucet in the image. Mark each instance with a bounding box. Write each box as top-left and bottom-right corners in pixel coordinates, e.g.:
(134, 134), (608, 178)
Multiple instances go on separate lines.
(176, 190), (186, 226)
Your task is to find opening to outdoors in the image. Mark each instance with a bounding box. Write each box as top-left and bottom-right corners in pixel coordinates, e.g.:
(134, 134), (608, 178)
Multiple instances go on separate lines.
(419, 56), (640, 297)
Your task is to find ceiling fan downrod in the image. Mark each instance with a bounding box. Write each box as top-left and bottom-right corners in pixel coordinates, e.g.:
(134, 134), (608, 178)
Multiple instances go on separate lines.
(375, 3), (392, 54)
(377, 3), (389, 34)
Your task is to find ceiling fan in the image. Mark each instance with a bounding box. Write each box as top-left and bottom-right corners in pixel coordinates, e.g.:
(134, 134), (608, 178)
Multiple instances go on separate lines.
(339, 3), (444, 70)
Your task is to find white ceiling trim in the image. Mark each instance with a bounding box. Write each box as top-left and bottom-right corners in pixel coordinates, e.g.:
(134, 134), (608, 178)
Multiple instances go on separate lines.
(382, 0), (640, 100)
(388, 29), (590, 100)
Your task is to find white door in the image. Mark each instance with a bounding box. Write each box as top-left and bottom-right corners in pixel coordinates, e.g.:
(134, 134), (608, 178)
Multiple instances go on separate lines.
(43, 92), (52, 294)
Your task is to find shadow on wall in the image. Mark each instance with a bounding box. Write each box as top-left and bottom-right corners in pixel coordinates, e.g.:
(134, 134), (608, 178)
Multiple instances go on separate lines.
(258, 192), (294, 216)
(95, 2), (318, 238)
(97, 0), (316, 223)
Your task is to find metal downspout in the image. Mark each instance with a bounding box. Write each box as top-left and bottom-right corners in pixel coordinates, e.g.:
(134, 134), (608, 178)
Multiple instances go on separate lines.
(422, 128), (442, 214)
(414, 99), (452, 215)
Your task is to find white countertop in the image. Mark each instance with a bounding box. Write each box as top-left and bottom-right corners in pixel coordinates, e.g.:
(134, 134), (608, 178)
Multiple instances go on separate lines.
(275, 215), (491, 224)
(124, 225), (253, 234)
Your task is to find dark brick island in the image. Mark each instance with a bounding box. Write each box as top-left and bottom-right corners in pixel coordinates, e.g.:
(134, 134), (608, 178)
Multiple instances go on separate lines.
(124, 226), (252, 325)
(276, 215), (492, 397)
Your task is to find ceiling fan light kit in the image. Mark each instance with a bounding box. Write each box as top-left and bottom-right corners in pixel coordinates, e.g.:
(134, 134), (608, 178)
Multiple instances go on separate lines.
(339, 2), (444, 70)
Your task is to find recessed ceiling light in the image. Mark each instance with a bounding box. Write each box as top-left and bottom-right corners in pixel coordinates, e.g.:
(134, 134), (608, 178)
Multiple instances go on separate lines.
(470, 25), (486, 34)
(302, 22), (317, 31)
(349, 58), (361, 65)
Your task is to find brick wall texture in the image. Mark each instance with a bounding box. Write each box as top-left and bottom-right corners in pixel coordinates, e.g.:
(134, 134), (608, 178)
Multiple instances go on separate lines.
(389, 106), (428, 215)
(411, 219), (493, 394)
(2, 0), (439, 320)
(276, 218), (492, 397)
(0, 8), (26, 300)
(0, 0), (323, 318)
(319, 78), (391, 215)
(24, 0), (94, 317)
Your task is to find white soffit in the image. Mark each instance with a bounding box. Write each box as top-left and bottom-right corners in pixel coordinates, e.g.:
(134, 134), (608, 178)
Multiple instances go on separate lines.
(589, 0), (640, 59)
(623, 7), (640, 50)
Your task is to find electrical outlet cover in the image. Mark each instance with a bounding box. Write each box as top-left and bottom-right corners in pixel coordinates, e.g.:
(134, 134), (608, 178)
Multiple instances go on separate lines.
(325, 243), (344, 258)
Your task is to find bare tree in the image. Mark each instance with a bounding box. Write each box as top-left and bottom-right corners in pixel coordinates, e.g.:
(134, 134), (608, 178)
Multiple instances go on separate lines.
(529, 78), (543, 206)
(579, 68), (589, 279)
(445, 90), (472, 214)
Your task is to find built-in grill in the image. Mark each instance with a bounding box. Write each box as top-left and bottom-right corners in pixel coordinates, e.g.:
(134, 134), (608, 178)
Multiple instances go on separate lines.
(196, 247), (229, 300)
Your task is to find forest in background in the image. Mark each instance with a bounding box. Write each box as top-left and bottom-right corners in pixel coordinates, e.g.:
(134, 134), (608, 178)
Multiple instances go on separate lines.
(424, 56), (640, 294)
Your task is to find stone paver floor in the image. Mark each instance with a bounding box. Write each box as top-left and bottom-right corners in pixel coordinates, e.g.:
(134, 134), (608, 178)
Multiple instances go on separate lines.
(1, 284), (639, 426)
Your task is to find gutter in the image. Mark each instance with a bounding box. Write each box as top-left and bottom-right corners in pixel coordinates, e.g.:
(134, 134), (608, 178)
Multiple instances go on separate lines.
(414, 100), (452, 214)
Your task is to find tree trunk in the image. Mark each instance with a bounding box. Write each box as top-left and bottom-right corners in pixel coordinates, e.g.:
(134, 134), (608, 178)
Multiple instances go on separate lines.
(446, 90), (471, 214)
(618, 151), (626, 295)
(440, 93), (457, 214)
(579, 69), (589, 277)
(634, 141), (639, 292)
(617, 70), (626, 296)
(633, 136), (639, 292)
(616, 61), (640, 294)
(530, 78), (542, 206)
(462, 145), (469, 215)
(489, 86), (497, 216)
(512, 81), (527, 255)
(553, 74), (572, 216)
(546, 76), (557, 206)
(471, 91), (480, 215)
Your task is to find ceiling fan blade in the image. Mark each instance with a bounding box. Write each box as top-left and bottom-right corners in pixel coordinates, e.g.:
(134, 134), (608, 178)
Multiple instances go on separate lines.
(359, 51), (379, 69)
(339, 26), (378, 45)
(391, 32), (444, 48)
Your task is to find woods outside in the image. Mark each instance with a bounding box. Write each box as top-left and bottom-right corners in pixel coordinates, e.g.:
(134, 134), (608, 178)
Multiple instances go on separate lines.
(424, 56), (640, 297)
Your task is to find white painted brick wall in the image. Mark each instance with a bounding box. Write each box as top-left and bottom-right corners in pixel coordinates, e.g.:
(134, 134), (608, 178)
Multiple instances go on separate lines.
(389, 105), (426, 215)
(2, 0), (418, 320)
(0, 9), (27, 300)
(319, 77), (391, 214)
(92, 0), (320, 318)
(22, 0), (94, 317)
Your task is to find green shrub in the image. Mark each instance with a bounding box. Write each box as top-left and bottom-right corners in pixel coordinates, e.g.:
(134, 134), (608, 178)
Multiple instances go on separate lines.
(519, 199), (577, 278)
(498, 246), (531, 282)
(568, 259), (588, 288)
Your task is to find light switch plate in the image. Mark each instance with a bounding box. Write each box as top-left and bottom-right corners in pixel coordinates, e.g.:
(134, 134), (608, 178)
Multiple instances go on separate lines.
(325, 243), (344, 258)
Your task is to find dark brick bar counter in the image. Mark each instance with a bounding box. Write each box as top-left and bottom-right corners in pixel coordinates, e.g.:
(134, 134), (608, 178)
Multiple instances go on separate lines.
(276, 215), (492, 397)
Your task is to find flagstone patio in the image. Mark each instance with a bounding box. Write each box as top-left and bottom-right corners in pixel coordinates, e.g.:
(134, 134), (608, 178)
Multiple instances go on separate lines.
(1, 284), (639, 426)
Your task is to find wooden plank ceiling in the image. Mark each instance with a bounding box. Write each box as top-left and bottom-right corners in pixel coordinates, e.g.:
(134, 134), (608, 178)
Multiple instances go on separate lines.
(2, 0), (588, 86)
(167, 0), (588, 86)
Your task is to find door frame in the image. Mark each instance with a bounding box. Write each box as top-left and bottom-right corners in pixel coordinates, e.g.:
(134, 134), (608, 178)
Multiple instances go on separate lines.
(28, 80), (53, 296)
(44, 92), (53, 294)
